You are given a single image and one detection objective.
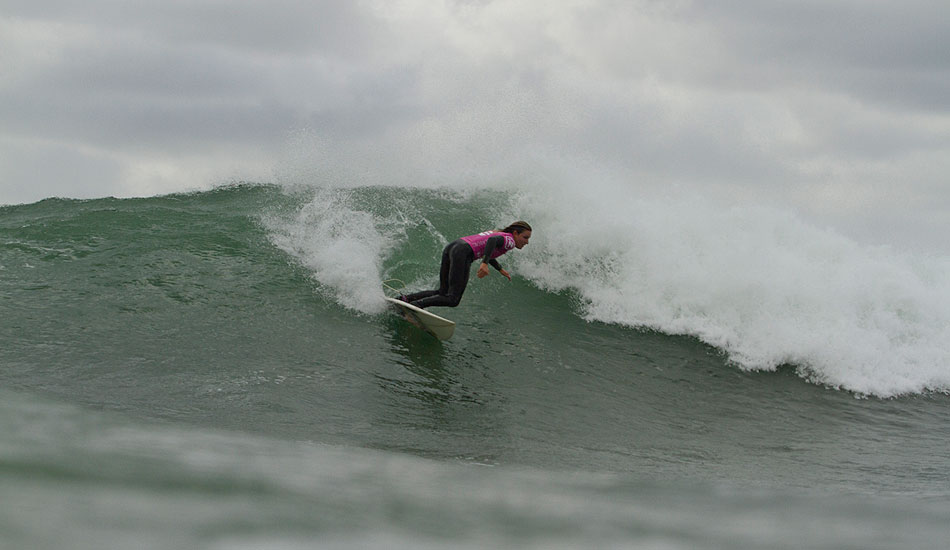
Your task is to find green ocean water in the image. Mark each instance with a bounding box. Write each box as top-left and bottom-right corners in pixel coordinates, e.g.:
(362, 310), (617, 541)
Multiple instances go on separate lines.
(2, 184), (950, 548)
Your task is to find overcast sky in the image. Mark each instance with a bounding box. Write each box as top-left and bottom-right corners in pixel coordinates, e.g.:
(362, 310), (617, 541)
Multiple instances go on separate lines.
(2, 0), (949, 250)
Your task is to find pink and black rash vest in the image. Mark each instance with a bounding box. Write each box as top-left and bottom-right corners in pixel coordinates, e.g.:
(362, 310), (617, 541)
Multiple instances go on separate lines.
(460, 231), (516, 262)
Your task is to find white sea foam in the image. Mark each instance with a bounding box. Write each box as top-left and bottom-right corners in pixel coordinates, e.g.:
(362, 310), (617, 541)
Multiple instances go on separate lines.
(512, 183), (950, 397)
(264, 188), (394, 314)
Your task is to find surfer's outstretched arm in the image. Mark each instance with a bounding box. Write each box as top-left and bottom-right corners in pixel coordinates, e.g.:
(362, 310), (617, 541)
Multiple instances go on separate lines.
(477, 261), (511, 280)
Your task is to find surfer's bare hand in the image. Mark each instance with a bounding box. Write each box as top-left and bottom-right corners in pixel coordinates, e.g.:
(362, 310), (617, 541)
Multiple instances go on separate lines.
(500, 269), (511, 281)
(477, 263), (490, 278)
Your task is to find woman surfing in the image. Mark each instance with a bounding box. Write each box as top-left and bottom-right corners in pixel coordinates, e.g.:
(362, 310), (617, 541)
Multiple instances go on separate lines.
(399, 221), (532, 309)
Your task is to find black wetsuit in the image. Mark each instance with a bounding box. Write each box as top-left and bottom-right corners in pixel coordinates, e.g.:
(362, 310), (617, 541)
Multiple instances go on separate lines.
(404, 235), (507, 309)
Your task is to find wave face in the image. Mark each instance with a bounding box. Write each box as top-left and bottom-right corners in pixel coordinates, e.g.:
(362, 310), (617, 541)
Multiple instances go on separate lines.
(4, 183), (950, 400)
(253, 181), (950, 397)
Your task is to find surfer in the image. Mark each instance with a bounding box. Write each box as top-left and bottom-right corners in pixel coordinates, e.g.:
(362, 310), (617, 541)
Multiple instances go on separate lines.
(399, 221), (532, 309)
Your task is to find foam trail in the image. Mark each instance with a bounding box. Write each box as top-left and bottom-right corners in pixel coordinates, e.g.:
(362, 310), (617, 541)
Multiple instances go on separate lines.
(264, 188), (392, 314)
(513, 184), (950, 397)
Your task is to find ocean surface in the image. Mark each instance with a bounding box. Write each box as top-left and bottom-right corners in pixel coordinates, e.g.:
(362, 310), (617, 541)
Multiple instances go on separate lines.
(3, 183), (950, 549)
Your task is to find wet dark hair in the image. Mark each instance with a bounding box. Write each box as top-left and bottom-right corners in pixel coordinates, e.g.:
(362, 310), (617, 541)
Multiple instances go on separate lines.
(501, 221), (532, 234)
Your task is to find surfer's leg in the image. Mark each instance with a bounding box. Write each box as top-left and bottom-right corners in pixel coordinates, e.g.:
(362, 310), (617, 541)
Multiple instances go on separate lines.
(442, 247), (471, 305)
(403, 246), (453, 304)
(402, 290), (437, 302)
(412, 242), (472, 308)
(436, 243), (453, 294)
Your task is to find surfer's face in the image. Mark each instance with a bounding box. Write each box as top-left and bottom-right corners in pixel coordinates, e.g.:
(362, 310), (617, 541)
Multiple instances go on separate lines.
(513, 230), (531, 249)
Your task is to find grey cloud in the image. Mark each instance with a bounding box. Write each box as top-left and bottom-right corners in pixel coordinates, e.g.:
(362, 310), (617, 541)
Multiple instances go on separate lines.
(1, 43), (294, 151)
(2, 0), (380, 57)
(689, 1), (950, 110)
(0, 138), (125, 200)
(1, 0), (949, 254)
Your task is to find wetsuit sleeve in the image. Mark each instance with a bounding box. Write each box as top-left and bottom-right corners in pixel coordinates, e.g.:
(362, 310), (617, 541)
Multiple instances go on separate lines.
(481, 235), (505, 271)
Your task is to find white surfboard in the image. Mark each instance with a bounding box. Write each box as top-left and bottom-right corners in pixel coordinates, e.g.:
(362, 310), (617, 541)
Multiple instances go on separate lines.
(384, 297), (456, 340)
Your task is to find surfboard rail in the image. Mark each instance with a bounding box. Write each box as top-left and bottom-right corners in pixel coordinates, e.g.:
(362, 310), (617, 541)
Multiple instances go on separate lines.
(384, 297), (456, 340)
